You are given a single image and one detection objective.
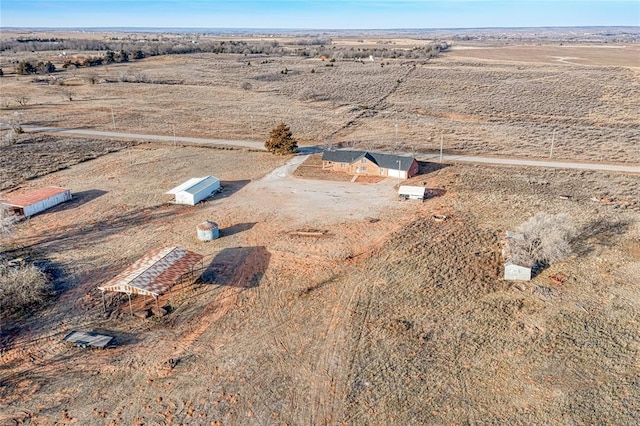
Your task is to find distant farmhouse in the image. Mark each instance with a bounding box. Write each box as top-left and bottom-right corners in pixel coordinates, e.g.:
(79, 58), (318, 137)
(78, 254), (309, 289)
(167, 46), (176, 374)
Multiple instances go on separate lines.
(1, 186), (72, 217)
(322, 150), (419, 179)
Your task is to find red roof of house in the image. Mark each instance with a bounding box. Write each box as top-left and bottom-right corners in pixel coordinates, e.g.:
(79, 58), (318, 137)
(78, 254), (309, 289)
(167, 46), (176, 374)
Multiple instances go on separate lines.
(98, 247), (204, 297)
(2, 186), (70, 208)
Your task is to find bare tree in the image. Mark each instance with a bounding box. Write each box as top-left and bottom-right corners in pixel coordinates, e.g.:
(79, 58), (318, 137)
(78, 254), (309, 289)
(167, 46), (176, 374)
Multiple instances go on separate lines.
(517, 212), (575, 264)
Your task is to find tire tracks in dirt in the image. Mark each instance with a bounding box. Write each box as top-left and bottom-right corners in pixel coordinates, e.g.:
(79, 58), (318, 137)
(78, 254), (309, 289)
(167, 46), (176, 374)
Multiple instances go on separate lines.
(154, 251), (262, 378)
(326, 65), (417, 142)
(308, 217), (412, 424)
(309, 268), (363, 425)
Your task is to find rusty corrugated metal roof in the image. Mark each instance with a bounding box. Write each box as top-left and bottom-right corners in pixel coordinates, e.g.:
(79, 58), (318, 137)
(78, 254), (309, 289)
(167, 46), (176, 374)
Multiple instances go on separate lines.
(2, 186), (70, 208)
(197, 221), (218, 231)
(98, 247), (204, 297)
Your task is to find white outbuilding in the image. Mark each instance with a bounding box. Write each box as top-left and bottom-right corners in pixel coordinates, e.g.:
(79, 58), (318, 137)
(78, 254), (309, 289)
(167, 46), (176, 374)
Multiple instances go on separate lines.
(502, 231), (533, 281)
(1, 186), (72, 217)
(398, 185), (426, 200)
(166, 176), (220, 206)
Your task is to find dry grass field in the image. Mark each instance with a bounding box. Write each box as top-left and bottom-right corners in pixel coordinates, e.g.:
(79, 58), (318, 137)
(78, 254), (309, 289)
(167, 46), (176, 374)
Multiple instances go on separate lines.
(0, 30), (639, 425)
(0, 141), (638, 425)
(1, 33), (638, 163)
(0, 135), (138, 190)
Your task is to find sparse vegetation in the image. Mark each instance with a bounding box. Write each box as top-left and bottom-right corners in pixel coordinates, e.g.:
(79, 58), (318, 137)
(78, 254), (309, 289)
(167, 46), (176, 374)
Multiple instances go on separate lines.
(0, 258), (51, 315)
(0, 135), (138, 190)
(517, 212), (576, 264)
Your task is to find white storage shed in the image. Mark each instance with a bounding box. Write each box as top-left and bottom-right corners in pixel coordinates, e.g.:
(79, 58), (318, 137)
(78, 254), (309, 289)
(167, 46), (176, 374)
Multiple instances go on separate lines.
(398, 185), (426, 200)
(166, 176), (220, 206)
(504, 261), (533, 281)
(1, 186), (72, 217)
(502, 231), (533, 281)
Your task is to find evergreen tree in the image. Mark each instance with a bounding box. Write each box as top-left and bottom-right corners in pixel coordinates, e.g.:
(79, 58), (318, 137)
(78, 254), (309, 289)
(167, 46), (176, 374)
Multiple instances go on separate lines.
(265, 123), (298, 155)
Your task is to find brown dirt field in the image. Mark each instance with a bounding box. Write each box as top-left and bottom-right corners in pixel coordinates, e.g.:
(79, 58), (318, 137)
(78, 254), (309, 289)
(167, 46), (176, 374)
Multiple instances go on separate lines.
(0, 143), (638, 424)
(448, 43), (640, 68)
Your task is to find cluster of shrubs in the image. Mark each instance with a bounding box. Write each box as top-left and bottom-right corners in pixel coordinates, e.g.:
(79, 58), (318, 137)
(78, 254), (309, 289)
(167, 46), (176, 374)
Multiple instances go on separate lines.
(0, 258), (52, 315)
(62, 49), (134, 69)
(16, 60), (55, 75)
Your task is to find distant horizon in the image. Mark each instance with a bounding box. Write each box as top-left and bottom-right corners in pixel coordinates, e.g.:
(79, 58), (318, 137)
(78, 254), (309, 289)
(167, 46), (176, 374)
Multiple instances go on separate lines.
(2, 25), (638, 33)
(2, 1), (639, 29)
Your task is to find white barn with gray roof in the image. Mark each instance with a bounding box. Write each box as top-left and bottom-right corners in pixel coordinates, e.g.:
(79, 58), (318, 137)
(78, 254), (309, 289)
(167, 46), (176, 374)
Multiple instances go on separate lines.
(166, 176), (220, 206)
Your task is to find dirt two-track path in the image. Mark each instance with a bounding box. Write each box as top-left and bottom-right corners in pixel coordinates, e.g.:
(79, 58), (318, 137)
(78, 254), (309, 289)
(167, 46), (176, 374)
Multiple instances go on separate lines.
(21, 125), (640, 174)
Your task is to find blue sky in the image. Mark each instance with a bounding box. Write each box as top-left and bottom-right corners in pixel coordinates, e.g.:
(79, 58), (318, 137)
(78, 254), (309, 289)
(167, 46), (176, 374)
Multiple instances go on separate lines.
(1, 1), (638, 29)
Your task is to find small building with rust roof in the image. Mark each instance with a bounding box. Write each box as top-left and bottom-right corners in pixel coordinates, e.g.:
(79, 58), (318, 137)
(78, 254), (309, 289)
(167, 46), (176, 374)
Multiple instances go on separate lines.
(1, 186), (72, 217)
(98, 246), (204, 312)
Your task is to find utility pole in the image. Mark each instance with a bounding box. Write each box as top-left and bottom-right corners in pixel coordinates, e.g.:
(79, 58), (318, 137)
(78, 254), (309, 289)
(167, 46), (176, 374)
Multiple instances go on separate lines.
(549, 128), (556, 158)
(394, 119), (398, 151)
(111, 107), (116, 130)
(440, 134), (444, 161)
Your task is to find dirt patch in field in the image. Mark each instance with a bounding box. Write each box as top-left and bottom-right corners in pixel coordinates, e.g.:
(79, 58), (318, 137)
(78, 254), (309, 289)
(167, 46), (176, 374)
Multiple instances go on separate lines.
(292, 153), (353, 181)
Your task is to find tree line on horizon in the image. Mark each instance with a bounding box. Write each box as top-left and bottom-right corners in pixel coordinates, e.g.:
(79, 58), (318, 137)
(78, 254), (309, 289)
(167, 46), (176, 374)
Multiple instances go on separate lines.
(1, 36), (449, 63)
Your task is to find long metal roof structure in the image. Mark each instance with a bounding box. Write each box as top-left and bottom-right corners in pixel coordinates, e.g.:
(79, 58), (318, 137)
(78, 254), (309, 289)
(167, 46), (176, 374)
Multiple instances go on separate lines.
(63, 331), (114, 348)
(98, 246), (204, 297)
(2, 186), (70, 208)
(166, 176), (219, 195)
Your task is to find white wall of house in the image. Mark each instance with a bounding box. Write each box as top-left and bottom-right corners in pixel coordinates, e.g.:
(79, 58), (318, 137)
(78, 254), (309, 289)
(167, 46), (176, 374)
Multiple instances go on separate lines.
(388, 169), (407, 179)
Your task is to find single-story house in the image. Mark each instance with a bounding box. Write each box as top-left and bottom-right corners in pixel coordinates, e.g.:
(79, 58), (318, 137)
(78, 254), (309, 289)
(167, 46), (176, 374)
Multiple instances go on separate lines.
(321, 150), (419, 179)
(166, 176), (220, 206)
(98, 246), (204, 312)
(1, 186), (72, 217)
(399, 185), (426, 200)
(502, 231), (533, 281)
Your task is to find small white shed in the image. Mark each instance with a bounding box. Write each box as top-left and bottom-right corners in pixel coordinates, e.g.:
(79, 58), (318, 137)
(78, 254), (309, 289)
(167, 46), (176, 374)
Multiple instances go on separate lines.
(166, 176), (220, 206)
(502, 231), (533, 281)
(1, 186), (72, 217)
(398, 185), (426, 200)
(504, 261), (532, 281)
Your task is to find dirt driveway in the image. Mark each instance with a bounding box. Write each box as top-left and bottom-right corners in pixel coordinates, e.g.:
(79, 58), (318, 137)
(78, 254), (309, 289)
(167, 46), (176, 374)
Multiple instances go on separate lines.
(230, 153), (401, 225)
